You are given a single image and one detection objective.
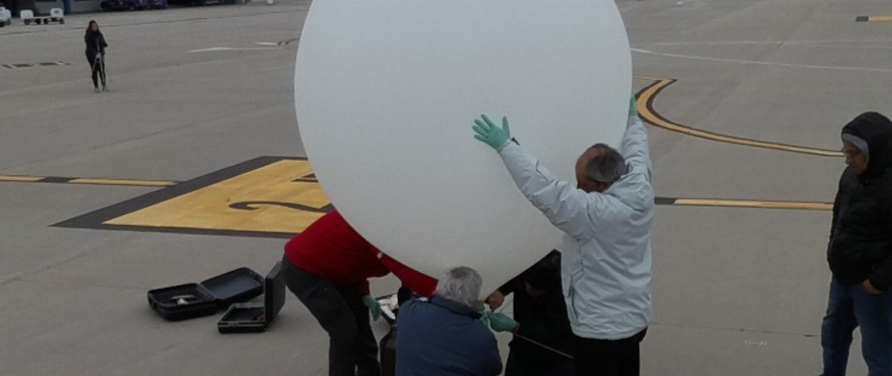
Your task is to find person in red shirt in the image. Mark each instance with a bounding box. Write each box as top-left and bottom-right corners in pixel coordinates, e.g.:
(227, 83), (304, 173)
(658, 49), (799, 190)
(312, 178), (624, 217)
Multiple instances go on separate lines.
(281, 209), (437, 376)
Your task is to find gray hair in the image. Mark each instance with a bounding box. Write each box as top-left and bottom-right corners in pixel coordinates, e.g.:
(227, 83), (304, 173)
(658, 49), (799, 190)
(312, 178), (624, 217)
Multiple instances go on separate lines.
(586, 144), (627, 183)
(435, 266), (483, 307)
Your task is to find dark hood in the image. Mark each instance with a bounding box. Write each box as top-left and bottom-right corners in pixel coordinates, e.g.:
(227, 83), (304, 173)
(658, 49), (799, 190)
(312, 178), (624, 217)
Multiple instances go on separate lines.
(842, 112), (892, 179)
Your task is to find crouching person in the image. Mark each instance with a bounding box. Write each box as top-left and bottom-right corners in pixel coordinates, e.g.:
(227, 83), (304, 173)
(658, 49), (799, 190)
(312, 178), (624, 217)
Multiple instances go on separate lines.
(396, 266), (503, 376)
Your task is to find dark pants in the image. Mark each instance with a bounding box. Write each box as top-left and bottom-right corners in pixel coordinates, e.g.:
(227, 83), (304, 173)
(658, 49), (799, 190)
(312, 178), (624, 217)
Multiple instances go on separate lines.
(821, 277), (892, 376)
(573, 329), (647, 376)
(282, 256), (381, 376)
(505, 351), (575, 376)
(86, 53), (106, 89)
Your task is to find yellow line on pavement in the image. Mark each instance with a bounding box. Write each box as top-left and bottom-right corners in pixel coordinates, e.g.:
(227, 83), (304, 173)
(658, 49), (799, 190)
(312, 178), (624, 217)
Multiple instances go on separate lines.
(0, 175), (43, 182)
(857, 16), (892, 22)
(0, 174), (176, 187)
(635, 78), (843, 157)
(673, 198), (832, 211)
(69, 178), (176, 187)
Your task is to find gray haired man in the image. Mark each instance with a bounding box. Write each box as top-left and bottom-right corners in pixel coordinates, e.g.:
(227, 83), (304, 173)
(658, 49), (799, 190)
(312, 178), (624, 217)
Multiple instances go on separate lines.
(396, 266), (503, 376)
(472, 96), (654, 376)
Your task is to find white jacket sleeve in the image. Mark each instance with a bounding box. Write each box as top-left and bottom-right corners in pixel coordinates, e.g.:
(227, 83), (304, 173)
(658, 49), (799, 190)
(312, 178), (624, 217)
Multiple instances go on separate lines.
(496, 142), (620, 240)
(622, 115), (653, 182)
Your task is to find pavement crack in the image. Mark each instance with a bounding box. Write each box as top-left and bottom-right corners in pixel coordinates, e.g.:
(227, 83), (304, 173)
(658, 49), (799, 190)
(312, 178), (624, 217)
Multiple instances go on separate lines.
(8, 277), (147, 292)
(651, 321), (819, 338)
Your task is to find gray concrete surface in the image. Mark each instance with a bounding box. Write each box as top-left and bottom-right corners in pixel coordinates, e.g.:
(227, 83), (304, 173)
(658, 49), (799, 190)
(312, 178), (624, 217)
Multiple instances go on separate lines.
(2, 0), (890, 374)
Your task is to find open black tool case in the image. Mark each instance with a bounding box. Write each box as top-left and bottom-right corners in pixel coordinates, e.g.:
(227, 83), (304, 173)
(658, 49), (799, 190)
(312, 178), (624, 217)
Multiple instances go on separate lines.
(217, 261), (286, 333)
(147, 267), (264, 321)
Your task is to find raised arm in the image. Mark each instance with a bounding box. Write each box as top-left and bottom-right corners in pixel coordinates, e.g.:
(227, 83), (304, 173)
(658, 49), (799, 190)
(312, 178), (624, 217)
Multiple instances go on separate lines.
(497, 141), (620, 240)
(471, 114), (621, 240)
(623, 95), (653, 180)
(378, 252), (437, 297)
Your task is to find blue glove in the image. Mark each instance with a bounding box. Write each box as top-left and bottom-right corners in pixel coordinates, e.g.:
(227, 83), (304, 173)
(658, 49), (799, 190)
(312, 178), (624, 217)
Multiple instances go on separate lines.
(472, 114), (511, 149)
(488, 313), (518, 333)
(629, 94), (638, 119)
(362, 295), (383, 321)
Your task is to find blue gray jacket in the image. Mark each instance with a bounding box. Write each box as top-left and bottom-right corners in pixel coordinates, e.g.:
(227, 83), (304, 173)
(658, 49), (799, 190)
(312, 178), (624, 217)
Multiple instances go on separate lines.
(497, 114), (654, 340)
(395, 296), (502, 376)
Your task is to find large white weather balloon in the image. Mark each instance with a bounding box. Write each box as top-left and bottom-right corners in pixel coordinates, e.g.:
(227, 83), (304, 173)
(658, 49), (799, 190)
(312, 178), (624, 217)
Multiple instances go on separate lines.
(295, 0), (631, 296)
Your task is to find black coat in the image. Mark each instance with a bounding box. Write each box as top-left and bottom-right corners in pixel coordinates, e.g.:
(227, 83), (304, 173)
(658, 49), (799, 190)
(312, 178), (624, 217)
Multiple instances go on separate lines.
(497, 251), (573, 365)
(85, 31), (108, 60)
(829, 112), (892, 290)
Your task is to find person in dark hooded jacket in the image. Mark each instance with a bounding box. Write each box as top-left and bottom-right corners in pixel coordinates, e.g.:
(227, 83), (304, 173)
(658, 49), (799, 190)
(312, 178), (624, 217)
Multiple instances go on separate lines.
(485, 250), (574, 376)
(822, 111), (892, 376)
(84, 20), (108, 93)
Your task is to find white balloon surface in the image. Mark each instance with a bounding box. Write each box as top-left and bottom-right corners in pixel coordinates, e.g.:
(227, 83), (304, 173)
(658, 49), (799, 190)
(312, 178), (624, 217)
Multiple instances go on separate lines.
(295, 0), (631, 297)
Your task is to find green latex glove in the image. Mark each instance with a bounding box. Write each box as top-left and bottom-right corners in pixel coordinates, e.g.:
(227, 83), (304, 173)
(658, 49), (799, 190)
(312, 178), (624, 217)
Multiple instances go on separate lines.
(362, 295), (383, 321)
(472, 114), (511, 149)
(629, 94), (638, 119)
(488, 313), (518, 333)
(479, 312), (492, 328)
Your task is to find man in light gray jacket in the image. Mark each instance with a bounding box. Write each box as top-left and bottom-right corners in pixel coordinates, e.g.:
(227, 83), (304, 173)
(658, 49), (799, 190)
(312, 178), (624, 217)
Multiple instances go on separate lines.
(472, 96), (654, 376)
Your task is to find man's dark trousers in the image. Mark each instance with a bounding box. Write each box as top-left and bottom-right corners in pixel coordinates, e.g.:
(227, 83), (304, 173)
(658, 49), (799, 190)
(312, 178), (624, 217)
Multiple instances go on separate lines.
(505, 352), (574, 376)
(573, 329), (647, 376)
(282, 256), (381, 376)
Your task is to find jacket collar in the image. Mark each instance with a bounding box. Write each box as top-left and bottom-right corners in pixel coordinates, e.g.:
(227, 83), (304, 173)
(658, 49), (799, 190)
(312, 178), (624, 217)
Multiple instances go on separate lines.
(429, 296), (482, 319)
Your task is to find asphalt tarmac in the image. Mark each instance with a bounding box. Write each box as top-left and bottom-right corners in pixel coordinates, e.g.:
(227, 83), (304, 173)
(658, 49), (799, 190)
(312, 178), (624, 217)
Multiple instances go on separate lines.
(2, 0), (890, 374)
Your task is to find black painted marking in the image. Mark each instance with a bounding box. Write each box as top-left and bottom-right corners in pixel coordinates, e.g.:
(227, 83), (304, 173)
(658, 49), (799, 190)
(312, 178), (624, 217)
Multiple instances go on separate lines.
(3, 62), (69, 69)
(654, 197), (677, 206)
(856, 16), (869, 22)
(53, 156), (308, 239)
(40, 177), (75, 183)
(0, 175), (175, 186)
(277, 38), (299, 46)
(291, 172), (318, 183)
(49, 153), (729, 239)
(229, 201), (333, 213)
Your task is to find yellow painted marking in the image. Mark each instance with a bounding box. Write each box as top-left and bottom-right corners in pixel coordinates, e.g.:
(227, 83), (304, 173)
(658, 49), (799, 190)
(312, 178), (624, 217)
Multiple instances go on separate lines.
(69, 178), (175, 187)
(674, 198), (832, 211)
(0, 175), (43, 182)
(636, 78), (843, 157)
(105, 160), (330, 234)
(864, 16), (892, 22)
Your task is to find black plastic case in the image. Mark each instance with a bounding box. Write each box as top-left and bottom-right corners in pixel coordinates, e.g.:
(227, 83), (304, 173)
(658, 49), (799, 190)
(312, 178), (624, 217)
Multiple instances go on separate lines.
(217, 262), (286, 334)
(147, 267), (264, 321)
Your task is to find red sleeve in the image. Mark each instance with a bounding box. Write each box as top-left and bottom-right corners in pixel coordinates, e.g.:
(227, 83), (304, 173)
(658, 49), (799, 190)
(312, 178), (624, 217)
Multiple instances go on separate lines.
(355, 279), (371, 296)
(379, 254), (437, 297)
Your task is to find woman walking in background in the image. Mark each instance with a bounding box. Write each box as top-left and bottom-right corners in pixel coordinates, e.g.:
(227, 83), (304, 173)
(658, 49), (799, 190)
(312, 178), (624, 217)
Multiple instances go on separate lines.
(84, 20), (108, 93)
